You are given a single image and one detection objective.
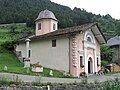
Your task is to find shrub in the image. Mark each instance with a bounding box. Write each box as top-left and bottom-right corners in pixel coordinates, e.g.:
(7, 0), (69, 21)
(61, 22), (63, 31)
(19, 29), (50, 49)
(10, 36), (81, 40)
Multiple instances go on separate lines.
(94, 78), (100, 84)
(101, 60), (110, 66)
(103, 77), (120, 90)
(1, 41), (14, 50)
(0, 75), (13, 85)
(100, 45), (115, 61)
(81, 76), (88, 84)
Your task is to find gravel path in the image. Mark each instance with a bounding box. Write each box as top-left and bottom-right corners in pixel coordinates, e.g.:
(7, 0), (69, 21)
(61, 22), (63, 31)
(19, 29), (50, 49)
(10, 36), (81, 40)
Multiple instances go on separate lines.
(0, 72), (120, 83)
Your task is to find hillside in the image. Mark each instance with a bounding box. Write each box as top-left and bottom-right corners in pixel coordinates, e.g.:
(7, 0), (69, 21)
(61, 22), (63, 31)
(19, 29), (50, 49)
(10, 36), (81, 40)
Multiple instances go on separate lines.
(0, 0), (120, 39)
(0, 23), (33, 44)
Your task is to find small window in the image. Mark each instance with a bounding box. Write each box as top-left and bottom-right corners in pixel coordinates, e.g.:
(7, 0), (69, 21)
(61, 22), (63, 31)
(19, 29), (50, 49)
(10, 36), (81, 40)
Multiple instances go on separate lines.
(38, 23), (41, 30)
(28, 49), (31, 58)
(97, 57), (99, 66)
(80, 56), (83, 66)
(52, 40), (56, 47)
(87, 37), (92, 42)
(53, 23), (56, 30)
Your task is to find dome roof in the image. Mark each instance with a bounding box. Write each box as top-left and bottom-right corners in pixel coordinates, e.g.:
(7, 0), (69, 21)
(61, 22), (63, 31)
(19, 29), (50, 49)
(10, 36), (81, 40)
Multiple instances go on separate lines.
(36, 9), (57, 21)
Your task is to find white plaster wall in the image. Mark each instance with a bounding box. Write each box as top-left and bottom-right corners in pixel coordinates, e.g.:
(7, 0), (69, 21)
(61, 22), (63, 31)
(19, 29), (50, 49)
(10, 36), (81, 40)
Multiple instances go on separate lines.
(16, 36), (70, 72)
(30, 37), (69, 72)
(16, 43), (26, 58)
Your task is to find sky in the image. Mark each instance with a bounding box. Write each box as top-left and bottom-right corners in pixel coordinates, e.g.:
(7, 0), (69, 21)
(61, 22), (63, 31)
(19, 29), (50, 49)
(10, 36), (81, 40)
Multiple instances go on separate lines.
(51, 0), (120, 19)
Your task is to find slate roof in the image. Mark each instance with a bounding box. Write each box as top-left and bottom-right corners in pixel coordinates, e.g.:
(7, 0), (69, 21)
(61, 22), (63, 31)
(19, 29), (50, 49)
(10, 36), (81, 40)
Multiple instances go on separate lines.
(35, 9), (57, 21)
(107, 36), (120, 46)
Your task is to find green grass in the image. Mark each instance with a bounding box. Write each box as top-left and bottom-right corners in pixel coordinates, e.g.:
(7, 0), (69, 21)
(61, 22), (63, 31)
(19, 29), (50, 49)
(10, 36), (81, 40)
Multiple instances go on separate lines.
(0, 47), (24, 73)
(0, 47), (68, 78)
(0, 23), (34, 45)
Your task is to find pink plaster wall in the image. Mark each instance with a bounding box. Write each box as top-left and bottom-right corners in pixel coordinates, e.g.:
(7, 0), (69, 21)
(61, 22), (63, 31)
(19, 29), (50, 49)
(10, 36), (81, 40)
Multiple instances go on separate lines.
(76, 33), (84, 75)
(96, 39), (101, 71)
(69, 33), (84, 76)
(35, 19), (51, 36)
(69, 32), (101, 76)
(69, 36), (77, 75)
(87, 48), (94, 57)
(35, 19), (57, 36)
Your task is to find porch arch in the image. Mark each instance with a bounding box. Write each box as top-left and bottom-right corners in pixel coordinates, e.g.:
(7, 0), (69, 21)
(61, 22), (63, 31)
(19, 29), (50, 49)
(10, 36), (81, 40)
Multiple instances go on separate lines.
(86, 55), (95, 74)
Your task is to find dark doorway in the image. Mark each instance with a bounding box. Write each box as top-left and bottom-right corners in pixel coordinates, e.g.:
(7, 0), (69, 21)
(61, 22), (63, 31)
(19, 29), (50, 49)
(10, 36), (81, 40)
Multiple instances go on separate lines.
(88, 57), (93, 74)
(88, 61), (91, 73)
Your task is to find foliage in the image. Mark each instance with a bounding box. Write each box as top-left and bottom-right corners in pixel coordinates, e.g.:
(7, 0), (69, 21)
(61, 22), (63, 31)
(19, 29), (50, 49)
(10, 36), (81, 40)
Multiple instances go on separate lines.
(100, 44), (115, 61)
(103, 78), (120, 90)
(0, 74), (13, 85)
(9, 23), (17, 34)
(101, 60), (111, 66)
(81, 76), (88, 84)
(1, 41), (14, 50)
(94, 78), (100, 84)
(0, 23), (34, 45)
(0, 0), (120, 39)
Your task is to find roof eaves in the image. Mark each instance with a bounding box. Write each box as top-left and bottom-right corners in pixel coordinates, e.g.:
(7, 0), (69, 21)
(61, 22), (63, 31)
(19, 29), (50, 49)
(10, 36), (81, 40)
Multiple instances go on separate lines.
(95, 23), (107, 43)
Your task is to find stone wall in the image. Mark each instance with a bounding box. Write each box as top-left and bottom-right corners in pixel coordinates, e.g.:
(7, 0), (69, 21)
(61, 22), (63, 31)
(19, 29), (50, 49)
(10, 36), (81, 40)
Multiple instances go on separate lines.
(0, 84), (103, 90)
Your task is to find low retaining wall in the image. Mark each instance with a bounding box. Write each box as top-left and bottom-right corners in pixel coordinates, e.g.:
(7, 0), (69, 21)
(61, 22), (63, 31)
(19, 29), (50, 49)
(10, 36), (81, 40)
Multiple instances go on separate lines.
(0, 84), (103, 90)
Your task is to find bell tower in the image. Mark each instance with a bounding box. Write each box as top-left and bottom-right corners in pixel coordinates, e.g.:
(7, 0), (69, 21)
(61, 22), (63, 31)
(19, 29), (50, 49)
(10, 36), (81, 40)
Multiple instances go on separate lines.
(35, 10), (58, 36)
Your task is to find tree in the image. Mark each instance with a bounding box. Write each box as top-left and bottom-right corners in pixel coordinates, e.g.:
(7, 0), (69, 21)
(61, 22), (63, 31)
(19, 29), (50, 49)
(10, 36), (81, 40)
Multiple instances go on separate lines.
(100, 44), (115, 61)
(0, 0), (120, 40)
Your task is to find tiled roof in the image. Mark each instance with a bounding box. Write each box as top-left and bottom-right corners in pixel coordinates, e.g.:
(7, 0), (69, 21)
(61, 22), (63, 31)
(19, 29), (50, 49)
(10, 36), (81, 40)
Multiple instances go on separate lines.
(16, 23), (106, 44)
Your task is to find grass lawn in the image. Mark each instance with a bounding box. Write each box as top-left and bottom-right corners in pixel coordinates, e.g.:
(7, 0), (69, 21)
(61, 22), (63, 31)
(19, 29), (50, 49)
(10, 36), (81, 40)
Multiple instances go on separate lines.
(0, 47), (68, 78)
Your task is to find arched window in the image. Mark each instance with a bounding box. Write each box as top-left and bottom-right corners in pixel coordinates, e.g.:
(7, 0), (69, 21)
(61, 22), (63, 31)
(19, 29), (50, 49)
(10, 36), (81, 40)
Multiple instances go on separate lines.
(86, 34), (93, 43)
(87, 37), (92, 42)
(84, 31), (95, 44)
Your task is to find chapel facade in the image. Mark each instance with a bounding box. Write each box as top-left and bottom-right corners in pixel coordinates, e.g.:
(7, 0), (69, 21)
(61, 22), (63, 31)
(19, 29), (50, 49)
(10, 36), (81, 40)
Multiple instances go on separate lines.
(15, 10), (106, 76)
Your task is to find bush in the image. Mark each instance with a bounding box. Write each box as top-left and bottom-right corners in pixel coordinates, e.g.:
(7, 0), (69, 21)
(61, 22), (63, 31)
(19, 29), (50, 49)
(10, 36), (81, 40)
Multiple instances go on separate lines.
(100, 44), (115, 61)
(81, 76), (88, 84)
(1, 41), (14, 50)
(101, 60), (110, 66)
(103, 78), (120, 90)
(0, 75), (13, 85)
